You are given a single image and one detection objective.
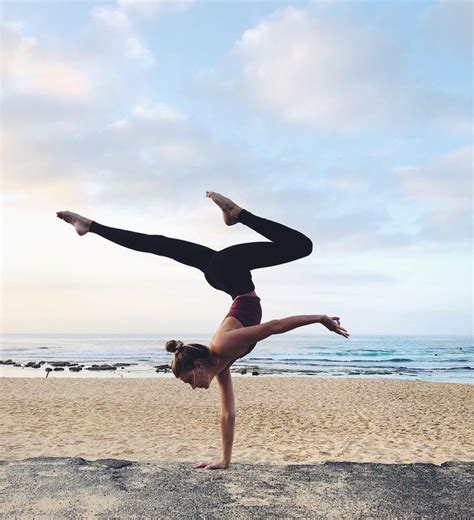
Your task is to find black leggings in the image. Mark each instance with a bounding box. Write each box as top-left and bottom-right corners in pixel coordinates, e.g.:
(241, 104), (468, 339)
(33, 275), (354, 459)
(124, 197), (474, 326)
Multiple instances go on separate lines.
(89, 209), (313, 299)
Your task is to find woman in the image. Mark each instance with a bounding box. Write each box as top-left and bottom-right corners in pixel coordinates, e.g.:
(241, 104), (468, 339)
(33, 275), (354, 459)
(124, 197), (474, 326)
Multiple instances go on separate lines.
(57, 191), (349, 470)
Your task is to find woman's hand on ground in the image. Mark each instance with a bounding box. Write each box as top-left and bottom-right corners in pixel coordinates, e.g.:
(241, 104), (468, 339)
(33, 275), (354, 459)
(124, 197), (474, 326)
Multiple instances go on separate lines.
(320, 315), (350, 338)
(192, 460), (229, 470)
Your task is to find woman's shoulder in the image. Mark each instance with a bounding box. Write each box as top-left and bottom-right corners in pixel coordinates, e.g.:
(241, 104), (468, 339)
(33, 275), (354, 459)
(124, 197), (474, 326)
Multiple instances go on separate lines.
(209, 341), (238, 359)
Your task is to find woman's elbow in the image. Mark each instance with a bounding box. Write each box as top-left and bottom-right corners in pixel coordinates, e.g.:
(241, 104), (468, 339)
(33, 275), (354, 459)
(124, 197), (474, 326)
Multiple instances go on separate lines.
(270, 319), (283, 335)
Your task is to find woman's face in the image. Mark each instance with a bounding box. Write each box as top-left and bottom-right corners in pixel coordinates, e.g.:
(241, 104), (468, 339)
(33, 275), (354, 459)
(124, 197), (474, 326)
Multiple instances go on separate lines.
(180, 363), (210, 389)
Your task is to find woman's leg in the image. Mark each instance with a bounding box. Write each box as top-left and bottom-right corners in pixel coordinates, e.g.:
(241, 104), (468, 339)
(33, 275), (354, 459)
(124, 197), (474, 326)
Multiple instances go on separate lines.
(89, 221), (216, 273)
(217, 209), (313, 271)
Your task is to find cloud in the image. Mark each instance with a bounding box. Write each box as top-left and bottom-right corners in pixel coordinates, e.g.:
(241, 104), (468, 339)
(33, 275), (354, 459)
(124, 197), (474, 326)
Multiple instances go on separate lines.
(1, 94), (256, 215)
(394, 146), (472, 207)
(392, 146), (473, 246)
(194, 5), (471, 135)
(1, 21), (94, 100)
(414, 207), (472, 244)
(132, 103), (186, 122)
(90, 6), (131, 30)
(89, 5), (155, 66)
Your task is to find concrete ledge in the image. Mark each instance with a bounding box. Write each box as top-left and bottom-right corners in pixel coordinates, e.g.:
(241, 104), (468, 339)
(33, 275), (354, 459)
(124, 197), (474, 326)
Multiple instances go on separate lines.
(1, 458), (473, 519)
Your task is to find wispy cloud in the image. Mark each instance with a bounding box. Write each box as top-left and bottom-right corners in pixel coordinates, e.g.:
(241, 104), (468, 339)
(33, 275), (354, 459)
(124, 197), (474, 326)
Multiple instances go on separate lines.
(1, 21), (94, 100)
(394, 146), (472, 206)
(89, 5), (155, 66)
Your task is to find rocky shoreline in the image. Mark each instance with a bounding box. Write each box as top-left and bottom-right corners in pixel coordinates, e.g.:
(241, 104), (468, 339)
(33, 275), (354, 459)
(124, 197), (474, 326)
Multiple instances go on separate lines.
(0, 359), (263, 376)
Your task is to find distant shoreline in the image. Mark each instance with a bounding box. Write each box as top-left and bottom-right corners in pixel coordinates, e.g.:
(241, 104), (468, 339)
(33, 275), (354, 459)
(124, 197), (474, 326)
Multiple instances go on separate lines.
(1, 356), (472, 383)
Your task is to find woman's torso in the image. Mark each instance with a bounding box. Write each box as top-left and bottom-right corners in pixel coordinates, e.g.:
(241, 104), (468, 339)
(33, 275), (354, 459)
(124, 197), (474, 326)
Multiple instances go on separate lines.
(209, 292), (262, 370)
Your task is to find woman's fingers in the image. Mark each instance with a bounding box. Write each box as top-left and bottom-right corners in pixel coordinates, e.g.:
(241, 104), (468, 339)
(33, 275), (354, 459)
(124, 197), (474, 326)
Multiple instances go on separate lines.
(204, 462), (228, 470)
(194, 460), (228, 470)
(334, 324), (349, 338)
(193, 461), (210, 468)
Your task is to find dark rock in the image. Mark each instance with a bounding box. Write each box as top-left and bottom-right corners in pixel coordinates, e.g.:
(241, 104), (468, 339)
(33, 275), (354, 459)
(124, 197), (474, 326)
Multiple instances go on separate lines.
(25, 362), (41, 368)
(14, 363), (22, 367)
(155, 364), (170, 373)
(86, 364), (117, 371)
(69, 366), (82, 372)
(50, 361), (73, 367)
(0, 359), (15, 365)
(112, 363), (132, 367)
(53, 367), (65, 371)
(240, 369), (247, 375)
(252, 371), (260, 376)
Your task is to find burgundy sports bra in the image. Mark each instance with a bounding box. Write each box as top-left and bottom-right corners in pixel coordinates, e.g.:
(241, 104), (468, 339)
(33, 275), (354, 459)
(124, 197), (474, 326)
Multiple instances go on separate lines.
(223, 295), (262, 359)
(225, 295), (262, 328)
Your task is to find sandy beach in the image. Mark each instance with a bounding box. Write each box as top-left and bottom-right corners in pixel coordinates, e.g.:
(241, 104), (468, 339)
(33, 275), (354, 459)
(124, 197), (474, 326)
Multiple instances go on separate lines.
(1, 377), (473, 465)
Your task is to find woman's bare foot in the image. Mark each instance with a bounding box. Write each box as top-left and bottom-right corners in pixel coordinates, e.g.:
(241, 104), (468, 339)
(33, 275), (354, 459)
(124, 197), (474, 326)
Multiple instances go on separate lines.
(56, 211), (92, 236)
(205, 191), (242, 226)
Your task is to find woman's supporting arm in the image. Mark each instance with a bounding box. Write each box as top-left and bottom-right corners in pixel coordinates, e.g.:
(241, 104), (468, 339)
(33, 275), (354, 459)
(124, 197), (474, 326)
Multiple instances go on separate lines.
(193, 368), (235, 470)
(218, 368), (235, 466)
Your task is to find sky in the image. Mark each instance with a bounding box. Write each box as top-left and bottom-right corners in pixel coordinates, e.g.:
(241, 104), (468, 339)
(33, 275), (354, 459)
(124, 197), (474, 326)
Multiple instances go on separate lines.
(1, 0), (472, 336)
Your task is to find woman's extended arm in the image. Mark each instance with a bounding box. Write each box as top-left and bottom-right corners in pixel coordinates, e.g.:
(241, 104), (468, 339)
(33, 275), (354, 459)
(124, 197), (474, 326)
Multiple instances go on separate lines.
(193, 368), (235, 470)
(214, 315), (349, 356)
(276, 315), (349, 337)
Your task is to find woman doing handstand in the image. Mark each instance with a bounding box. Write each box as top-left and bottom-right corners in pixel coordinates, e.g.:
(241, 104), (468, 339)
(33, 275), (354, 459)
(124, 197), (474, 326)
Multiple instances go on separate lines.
(56, 191), (349, 470)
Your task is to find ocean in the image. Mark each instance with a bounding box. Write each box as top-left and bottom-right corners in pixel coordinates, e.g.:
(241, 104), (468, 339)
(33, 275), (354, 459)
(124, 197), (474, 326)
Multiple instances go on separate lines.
(1, 334), (472, 383)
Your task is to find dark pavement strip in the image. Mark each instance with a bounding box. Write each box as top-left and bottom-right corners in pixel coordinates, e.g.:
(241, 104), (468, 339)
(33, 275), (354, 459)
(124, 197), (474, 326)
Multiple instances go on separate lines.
(0, 457), (472, 519)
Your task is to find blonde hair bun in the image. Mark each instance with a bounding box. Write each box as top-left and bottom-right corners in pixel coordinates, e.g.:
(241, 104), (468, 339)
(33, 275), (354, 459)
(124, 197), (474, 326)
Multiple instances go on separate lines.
(165, 339), (183, 353)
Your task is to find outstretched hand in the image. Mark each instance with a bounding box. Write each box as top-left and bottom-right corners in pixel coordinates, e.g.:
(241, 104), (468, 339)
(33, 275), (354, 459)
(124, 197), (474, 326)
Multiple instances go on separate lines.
(320, 316), (350, 338)
(193, 460), (229, 470)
